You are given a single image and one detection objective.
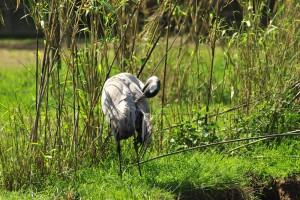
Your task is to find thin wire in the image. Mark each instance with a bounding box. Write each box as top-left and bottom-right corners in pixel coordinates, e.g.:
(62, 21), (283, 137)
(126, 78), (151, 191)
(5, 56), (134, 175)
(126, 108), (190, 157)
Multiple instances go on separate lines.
(127, 130), (300, 168)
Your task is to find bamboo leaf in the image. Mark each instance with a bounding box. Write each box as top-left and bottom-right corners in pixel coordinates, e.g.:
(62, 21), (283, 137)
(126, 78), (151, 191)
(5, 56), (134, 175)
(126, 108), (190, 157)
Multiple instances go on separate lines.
(102, 1), (116, 15)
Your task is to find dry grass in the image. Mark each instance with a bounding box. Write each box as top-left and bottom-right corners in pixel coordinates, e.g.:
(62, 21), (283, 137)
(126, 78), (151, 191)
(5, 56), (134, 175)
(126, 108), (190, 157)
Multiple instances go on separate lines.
(0, 39), (37, 69)
(0, 48), (36, 69)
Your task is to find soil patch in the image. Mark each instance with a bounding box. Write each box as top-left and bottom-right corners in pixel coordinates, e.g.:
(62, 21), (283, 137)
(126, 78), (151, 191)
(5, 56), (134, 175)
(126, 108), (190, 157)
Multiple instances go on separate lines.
(253, 176), (300, 200)
(172, 176), (300, 200)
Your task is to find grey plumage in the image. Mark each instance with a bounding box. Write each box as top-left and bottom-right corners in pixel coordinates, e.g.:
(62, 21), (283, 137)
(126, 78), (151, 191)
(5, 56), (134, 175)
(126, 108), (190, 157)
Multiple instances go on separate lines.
(101, 72), (160, 178)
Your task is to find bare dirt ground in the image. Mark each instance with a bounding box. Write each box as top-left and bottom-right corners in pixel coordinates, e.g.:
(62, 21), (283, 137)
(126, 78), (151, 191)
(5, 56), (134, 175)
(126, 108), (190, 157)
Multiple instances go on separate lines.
(274, 177), (300, 200)
(254, 176), (300, 200)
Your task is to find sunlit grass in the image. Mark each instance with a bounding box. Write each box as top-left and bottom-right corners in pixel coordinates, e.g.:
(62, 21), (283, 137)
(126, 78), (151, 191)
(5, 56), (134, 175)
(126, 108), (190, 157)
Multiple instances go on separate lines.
(0, 68), (35, 110)
(1, 141), (299, 199)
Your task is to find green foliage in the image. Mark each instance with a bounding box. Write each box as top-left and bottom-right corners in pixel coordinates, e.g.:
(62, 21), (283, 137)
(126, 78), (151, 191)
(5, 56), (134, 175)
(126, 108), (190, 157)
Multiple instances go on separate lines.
(0, 0), (299, 198)
(1, 143), (300, 199)
(170, 119), (221, 150)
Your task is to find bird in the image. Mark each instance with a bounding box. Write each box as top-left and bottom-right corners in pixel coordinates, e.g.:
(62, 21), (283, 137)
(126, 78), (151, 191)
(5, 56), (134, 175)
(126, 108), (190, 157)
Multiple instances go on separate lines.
(101, 72), (160, 178)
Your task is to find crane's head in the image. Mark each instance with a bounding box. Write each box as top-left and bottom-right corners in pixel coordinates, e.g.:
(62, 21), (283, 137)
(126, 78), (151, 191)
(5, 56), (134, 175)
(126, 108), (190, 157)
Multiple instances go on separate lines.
(142, 76), (161, 98)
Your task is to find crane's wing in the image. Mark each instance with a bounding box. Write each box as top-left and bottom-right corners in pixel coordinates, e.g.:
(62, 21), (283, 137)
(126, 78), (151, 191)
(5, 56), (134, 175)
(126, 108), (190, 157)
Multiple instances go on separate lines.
(101, 77), (137, 140)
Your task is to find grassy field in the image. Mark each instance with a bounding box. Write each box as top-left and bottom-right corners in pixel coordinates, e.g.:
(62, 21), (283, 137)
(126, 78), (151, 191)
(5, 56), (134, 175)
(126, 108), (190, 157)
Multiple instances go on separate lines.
(0, 0), (300, 199)
(0, 40), (300, 199)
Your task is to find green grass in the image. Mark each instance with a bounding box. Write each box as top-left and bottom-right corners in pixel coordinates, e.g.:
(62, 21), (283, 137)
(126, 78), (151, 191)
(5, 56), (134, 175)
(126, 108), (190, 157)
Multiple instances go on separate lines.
(0, 141), (299, 199)
(0, 68), (36, 115)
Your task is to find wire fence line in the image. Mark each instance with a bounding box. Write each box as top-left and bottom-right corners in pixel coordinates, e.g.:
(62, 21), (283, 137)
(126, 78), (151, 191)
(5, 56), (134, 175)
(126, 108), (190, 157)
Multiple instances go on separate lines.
(128, 129), (300, 168)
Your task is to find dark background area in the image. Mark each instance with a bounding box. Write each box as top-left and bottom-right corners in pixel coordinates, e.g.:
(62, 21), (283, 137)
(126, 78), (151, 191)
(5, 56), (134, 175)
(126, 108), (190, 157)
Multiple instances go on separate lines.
(0, 0), (37, 38)
(0, 0), (278, 38)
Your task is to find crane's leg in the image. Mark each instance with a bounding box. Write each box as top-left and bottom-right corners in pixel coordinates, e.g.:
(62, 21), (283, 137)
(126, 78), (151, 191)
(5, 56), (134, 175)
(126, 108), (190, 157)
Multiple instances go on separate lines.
(110, 121), (122, 178)
(133, 133), (142, 177)
(116, 135), (122, 179)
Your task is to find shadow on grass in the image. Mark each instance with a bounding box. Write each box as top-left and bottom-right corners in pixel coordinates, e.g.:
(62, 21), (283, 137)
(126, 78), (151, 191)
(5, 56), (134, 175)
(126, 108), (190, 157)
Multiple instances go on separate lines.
(158, 176), (300, 200)
(157, 180), (247, 200)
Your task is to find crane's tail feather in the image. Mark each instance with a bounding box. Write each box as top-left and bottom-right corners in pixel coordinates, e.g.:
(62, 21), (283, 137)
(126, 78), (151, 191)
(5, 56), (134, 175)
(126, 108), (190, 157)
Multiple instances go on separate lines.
(139, 113), (152, 159)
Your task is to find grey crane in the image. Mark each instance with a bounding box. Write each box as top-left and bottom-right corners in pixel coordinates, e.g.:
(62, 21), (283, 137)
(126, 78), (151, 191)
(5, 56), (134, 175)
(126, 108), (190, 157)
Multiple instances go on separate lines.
(101, 72), (160, 178)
